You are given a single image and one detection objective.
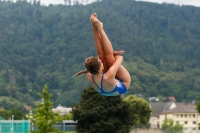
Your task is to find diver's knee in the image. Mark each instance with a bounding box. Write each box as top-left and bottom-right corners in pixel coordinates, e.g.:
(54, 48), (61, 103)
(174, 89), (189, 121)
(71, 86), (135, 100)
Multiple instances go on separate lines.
(105, 55), (115, 66)
(98, 55), (106, 62)
(125, 75), (131, 89)
(125, 81), (131, 90)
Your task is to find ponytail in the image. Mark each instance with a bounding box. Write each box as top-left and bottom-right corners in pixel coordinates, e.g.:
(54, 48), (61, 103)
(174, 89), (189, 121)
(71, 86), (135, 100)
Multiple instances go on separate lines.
(72, 69), (89, 78)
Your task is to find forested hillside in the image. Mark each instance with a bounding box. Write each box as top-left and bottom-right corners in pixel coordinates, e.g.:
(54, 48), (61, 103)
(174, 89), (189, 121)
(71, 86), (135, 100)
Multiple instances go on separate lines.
(0, 0), (200, 109)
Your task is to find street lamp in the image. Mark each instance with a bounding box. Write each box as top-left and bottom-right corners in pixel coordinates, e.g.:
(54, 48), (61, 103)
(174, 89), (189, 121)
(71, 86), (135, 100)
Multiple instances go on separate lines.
(12, 115), (14, 133)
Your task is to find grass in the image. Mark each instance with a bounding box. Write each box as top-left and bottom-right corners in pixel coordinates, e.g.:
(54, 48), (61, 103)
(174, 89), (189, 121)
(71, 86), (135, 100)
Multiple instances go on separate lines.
(65, 132), (75, 133)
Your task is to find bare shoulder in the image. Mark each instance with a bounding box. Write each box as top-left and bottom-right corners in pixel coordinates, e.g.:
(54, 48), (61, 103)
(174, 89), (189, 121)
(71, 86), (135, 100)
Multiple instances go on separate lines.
(103, 72), (115, 86)
(104, 69), (115, 81)
(86, 72), (92, 80)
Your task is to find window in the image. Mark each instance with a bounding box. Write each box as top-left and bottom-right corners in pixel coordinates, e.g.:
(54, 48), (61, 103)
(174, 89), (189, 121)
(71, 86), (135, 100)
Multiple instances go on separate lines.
(181, 114), (183, 117)
(185, 114), (187, 117)
(185, 121), (187, 124)
(193, 128), (196, 130)
(184, 128), (188, 130)
(176, 114), (179, 118)
(193, 114), (195, 118)
(193, 121), (196, 124)
(176, 121), (179, 124)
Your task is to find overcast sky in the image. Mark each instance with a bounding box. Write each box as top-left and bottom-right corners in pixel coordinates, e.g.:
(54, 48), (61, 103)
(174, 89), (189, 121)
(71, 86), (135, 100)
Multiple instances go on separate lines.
(137, 0), (200, 7)
(37, 0), (200, 7)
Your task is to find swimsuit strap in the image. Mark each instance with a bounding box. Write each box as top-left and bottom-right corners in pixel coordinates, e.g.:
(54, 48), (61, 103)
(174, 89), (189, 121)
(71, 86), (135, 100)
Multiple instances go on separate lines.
(101, 74), (104, 89)
(92, 74), (104, 91)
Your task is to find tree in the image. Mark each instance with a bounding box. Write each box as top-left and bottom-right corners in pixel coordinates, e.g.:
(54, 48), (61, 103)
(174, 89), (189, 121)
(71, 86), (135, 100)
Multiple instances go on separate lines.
(8, 108), (25, 120)
(124, 95), (151, 126)
(66, 112), (73, 120)
(196, 94), (200, 130)
(72, 86), (134, 133)
(0, 110), (7, 119)
(0, 108), (24, 120)
(30, 85), (64, 133)
(162, 118), (183, 133)
(1, 0), (200, 110)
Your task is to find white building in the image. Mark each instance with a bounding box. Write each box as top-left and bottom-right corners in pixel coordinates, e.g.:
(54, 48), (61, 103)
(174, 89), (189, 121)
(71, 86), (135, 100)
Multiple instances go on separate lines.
(149, 102), (200, 133)
(149, 102), (176, 128)
(149, 97), (160, 102)
(160, 104), (199, 133)
(52, 104), (72, 115)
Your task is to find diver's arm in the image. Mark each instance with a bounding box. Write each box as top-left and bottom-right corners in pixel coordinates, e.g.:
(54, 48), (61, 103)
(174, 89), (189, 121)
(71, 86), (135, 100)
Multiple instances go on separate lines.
(106, 55), (123, 78)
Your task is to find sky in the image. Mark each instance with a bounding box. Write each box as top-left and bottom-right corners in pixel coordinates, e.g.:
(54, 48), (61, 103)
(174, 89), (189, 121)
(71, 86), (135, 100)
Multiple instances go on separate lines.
(37, 0), (200, 7)
(137, 0), (200, 7)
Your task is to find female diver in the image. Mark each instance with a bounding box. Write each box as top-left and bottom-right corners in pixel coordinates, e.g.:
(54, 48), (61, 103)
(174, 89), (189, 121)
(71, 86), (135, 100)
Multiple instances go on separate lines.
(73, 13), (131, 96)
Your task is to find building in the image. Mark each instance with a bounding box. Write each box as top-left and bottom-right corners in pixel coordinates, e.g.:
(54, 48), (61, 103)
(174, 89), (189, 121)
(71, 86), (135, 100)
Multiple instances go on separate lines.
(0, 116), (5, 120)
(160, 104), (198, 133)
(0, 108), (5, 111)
(149, 97), (159, 102)
(52, 104), (72, 115)
(149, 102), (176, 128)
(164, 96), (176, 102)
(24, 105), (31, 111)
(149, 102), (200, 133)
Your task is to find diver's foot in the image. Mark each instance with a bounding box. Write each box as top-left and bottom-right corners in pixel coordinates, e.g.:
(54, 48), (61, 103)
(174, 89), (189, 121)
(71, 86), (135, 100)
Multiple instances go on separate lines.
(93, 21), (103, 29)
(90, 13), (103, 29)
(90, 13), (97, 29)
(90, 13), (97, 22)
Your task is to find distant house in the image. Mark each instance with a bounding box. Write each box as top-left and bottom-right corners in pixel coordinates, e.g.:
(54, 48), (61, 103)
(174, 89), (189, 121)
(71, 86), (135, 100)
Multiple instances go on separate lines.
(24, 106), (31, 111)
(149, 97), (159, 102)
(52, 104), (72, 115)
(149, 102), (176, 128)
(164, 96), (176, 102)
(0, 108), (5, 111)
(160, 104), (198, 132)
(149, 102), (199, 133)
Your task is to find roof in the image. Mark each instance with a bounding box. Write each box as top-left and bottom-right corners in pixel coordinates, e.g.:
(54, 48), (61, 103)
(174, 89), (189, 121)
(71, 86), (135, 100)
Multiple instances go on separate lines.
(52, 105), (72, 115)
(161, 104), (197, 114)
(168, 96), (176, 101)
(0, 116), (5, 120)
(150, 102), (174, 116)
(63, 120), (77, 123)
(0, 108), (5, 111)
(175, 102), (194, 106)
(24, 106), (31, 111)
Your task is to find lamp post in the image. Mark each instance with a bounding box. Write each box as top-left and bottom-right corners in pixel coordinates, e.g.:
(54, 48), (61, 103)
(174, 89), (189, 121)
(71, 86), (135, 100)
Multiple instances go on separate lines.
(29, 109), (34, 131)
(12, 115), (14, 133)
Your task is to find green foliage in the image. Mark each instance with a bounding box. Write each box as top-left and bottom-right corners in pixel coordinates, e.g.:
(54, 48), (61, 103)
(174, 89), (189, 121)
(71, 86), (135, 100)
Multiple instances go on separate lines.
(0, 108), (25, 120)
(0, 0), (200, 108)
(72, 86), (134, 133)
(196, 94), (200, 130)
(124, 95), (151, 125)
(65, 113), (73, 120)
(162, 118), (183, 133)
(30, 84), (64, 133)
(0, 96), (26, 111)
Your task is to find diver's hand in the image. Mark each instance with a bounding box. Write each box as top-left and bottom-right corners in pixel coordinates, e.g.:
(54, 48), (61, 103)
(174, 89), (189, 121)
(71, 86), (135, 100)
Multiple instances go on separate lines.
(113, 50), (125, 56)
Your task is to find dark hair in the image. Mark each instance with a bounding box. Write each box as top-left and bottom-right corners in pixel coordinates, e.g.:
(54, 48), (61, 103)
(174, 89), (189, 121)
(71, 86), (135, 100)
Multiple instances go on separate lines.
(73, 56), (100, 77)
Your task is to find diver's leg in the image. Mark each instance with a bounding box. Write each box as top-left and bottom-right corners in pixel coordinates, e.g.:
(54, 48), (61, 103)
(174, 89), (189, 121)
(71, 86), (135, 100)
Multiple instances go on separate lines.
(90, 14), (115, 67)
(90, 13), (109, 72)
(91, 14), (131, 89)
(115, 65), (131, 89)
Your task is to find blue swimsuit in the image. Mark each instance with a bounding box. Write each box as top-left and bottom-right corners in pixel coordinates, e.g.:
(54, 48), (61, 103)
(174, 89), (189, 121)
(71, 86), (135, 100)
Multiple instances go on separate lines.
(92, 73), (127, 96)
